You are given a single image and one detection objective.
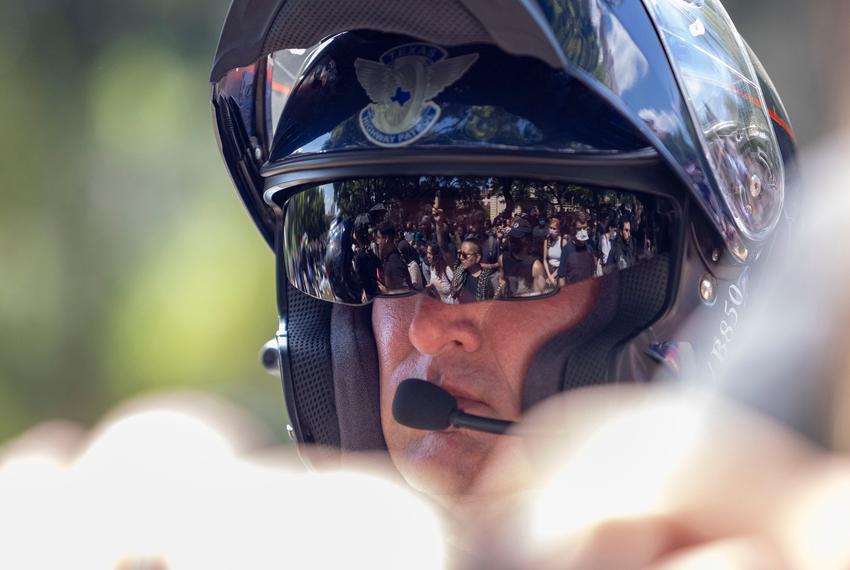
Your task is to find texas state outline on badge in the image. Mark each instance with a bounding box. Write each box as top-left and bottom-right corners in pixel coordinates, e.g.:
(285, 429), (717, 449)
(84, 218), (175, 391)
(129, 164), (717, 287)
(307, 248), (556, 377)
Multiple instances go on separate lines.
(354, 43), (479, 147)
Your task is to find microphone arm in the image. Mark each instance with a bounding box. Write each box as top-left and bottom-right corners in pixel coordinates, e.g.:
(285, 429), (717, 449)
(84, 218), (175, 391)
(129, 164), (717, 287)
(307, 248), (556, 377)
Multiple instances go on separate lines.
(449, 410), (513, 435)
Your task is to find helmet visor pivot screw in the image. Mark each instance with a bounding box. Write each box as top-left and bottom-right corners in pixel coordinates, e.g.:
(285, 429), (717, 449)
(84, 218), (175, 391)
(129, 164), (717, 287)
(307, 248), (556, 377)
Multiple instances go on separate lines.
(699, 274), (718, 305)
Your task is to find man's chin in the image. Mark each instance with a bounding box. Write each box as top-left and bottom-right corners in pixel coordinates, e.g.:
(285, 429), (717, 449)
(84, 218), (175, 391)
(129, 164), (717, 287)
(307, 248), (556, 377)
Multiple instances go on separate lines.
(391, 430), (494, 501)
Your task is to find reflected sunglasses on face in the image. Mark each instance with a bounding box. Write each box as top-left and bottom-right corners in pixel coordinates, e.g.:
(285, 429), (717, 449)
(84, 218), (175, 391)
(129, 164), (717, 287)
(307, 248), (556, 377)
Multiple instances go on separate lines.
(278, 176), (678, 305)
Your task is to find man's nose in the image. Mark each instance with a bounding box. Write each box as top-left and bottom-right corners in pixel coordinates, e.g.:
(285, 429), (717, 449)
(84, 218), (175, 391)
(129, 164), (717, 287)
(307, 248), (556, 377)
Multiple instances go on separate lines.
(408, 295), (482, 356)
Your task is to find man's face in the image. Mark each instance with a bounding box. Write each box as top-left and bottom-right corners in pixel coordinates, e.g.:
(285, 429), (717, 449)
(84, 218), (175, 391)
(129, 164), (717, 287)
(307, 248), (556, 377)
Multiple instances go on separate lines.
(621, 222), (631, 242)
(459, 242), (481, 270)
(372, 280), (599, 503)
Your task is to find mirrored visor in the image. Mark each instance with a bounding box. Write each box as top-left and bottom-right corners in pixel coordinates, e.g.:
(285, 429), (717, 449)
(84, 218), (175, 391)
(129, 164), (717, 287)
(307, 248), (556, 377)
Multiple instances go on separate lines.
(279, 177), (678, 305)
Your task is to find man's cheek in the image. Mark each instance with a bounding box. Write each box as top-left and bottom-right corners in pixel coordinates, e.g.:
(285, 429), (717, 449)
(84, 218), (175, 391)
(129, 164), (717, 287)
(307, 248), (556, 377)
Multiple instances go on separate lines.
(372, 297), (417, 353)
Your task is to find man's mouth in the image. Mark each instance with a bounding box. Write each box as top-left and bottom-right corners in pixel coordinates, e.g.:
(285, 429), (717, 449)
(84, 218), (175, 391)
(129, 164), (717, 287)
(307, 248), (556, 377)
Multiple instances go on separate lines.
(453, 396), (481, 413)
(414, 360), (500, 421)
(429, 377), (488, 415)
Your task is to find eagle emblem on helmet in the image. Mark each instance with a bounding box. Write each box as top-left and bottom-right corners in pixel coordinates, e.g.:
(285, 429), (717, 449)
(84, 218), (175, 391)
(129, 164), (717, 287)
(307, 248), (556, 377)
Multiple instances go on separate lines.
(355, 43), (478, 147)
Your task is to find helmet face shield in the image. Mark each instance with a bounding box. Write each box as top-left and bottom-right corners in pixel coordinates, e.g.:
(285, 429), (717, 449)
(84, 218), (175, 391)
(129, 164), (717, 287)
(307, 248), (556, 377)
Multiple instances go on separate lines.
(642, 0), (785, 241)
(214, 14), (793, 261)
(261, 41), (653, 161)
(276, 176), (678, 306)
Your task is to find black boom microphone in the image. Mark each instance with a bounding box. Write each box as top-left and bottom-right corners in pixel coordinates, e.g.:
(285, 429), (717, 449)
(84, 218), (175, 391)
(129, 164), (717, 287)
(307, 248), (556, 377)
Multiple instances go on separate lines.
(392, 378), (515, 435)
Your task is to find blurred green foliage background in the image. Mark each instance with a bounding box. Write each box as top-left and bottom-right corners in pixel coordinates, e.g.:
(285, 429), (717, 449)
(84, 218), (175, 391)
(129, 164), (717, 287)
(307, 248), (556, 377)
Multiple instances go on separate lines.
(0, 0), (280, 442)
(0, 0), (843, 443)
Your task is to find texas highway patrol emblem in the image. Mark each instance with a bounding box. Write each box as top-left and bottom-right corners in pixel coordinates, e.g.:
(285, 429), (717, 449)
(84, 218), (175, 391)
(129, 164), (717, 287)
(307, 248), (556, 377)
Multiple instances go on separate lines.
(354, 43), (478, 147)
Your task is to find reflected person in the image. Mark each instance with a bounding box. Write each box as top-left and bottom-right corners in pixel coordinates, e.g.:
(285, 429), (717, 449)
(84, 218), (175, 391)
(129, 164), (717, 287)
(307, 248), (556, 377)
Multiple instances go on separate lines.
(499, 218), (547, 296)
(607, 219), (637, 271)
(451, 240), (498, 303)
(376, 222), (412, 293)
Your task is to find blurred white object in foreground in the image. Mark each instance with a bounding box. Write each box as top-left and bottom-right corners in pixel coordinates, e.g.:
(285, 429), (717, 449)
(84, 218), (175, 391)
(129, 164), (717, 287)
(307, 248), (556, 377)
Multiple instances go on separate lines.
(468, 385), (850, 569)
(0, 391), (444, 570)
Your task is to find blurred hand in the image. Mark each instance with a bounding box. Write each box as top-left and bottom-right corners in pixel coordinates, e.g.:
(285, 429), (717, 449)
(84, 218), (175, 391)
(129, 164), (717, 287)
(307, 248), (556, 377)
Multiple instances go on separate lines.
(0, 392), (445, 570)
(463, 385), (850, 569)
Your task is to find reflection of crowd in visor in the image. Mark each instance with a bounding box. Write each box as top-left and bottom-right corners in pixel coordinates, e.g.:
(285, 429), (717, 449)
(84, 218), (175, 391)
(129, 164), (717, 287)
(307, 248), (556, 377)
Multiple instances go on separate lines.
(285, 178), (669, 304)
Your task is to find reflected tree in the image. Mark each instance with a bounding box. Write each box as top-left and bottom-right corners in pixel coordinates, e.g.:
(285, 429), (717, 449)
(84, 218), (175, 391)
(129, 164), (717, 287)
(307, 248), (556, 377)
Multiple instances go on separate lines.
(538, 0), (605, 78)
(287, 188), (327, 244)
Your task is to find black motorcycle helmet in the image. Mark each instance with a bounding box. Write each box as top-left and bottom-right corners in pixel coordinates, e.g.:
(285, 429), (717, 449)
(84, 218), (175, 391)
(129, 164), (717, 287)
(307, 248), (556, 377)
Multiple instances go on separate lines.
(210, 0), (799, 469)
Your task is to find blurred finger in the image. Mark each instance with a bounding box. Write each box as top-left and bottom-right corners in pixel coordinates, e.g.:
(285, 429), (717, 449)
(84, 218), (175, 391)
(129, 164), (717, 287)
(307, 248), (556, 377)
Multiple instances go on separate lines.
(650, 536), (787, 570)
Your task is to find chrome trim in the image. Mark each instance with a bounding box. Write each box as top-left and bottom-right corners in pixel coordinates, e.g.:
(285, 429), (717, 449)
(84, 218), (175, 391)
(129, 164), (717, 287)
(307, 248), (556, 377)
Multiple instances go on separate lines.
(260, 148), (670, 205)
